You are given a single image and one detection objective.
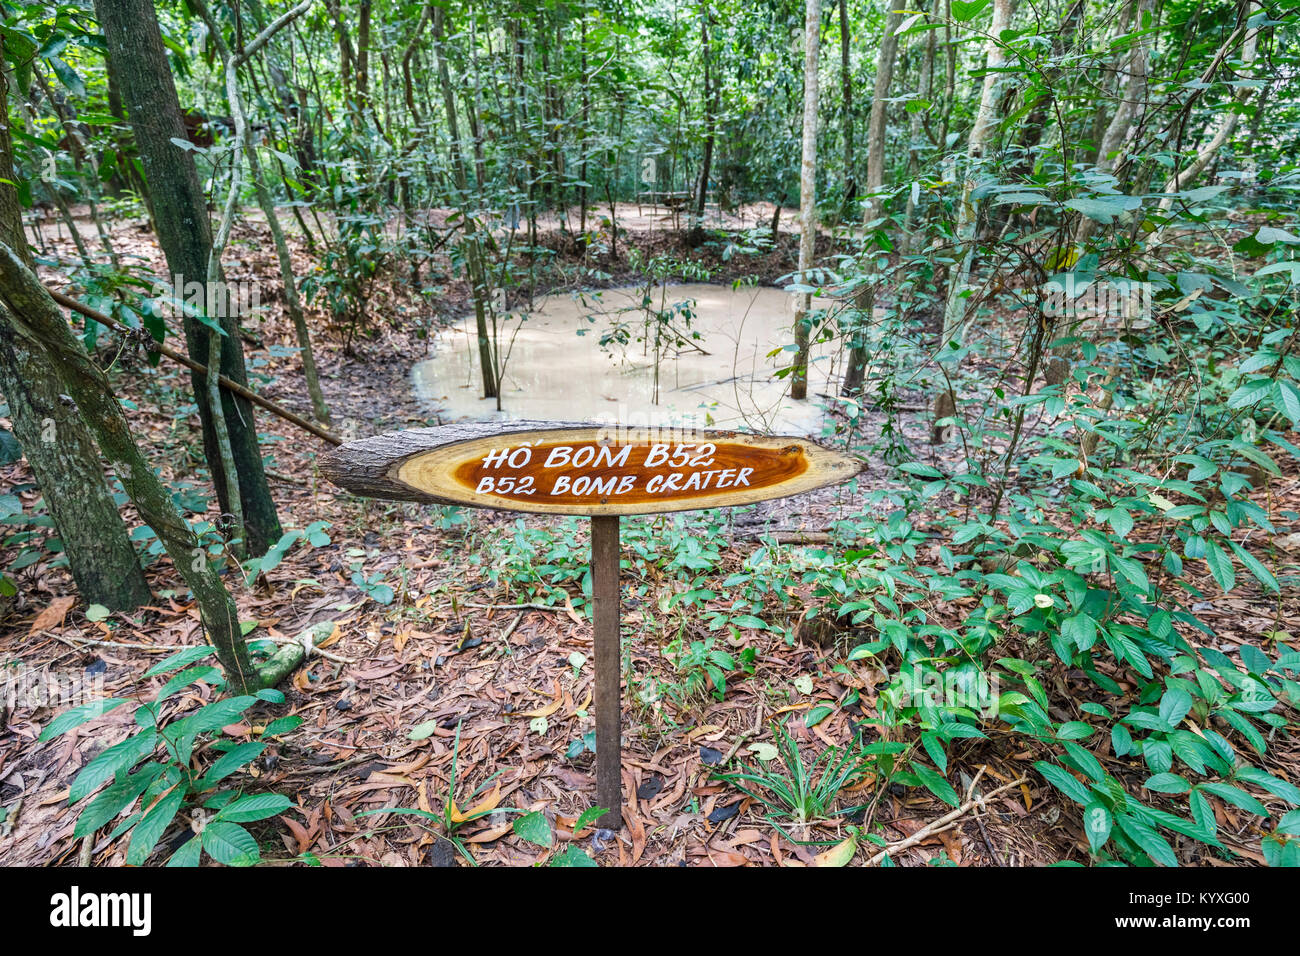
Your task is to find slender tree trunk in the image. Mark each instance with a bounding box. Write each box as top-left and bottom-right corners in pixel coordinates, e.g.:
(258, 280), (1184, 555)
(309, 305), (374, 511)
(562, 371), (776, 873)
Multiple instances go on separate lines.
(326, 0), (360, 129)
(792, 0), (821, 402)
(1076, 0), (1151, 245)
(839, 0), (855, 213)
(939, 0), (956, 146)
(902, 6), (937, 251)
(356, 0), (372, 112)
(938, 0), (1013, 348)
(94, 0), (281, 556)
(844, 2), (904, 396)
(196, 0), (331, 427)
(433, 7), (497, 399)
(690, 9), (717, 246)
(862, 3), (902, 229)
(247, 0), (318, 180)
(1157, 2), (1262, 211)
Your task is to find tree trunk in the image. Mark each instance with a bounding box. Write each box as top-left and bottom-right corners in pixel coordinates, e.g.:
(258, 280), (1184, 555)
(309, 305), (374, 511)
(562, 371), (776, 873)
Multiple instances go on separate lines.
(1076, 0), (1151, 246)
(94, 0), (281, 556)
(0, 42), (150, 612)
(901, 4), (937, 251)
(432, 7), (497, 400)
(0, 245), (258, 693)
(792, 0), (821, 402)
(325, 0), (360, 129)
(1157, 2), (1262, 211)
(690, 10), (717, 246)
(0, 318), (152, 611)
(838, 0), (855, 214)
(844, 2), (904, 396)
(937, 0), (1013, 349)
(196, 0), (331, 428)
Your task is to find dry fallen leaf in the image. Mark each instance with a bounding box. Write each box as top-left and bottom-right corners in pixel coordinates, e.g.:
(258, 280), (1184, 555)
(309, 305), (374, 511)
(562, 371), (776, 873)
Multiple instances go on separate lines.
(563, 595), (585, 625)
(449, 782), (502, 824)
(515, 679), (564, 718)
(814, 834), (858, 867)
(28, 596), (76, 636)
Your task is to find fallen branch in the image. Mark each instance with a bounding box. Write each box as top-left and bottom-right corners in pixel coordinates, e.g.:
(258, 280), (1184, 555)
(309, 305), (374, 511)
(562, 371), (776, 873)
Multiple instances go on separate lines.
(499, 612), (526, 643)
(462, 601), (568, 612)
(45, 287), (342, 446)
(49, 633), (189, 653)
(866, 774), (1028, 866)
(736, 529), (834, 543)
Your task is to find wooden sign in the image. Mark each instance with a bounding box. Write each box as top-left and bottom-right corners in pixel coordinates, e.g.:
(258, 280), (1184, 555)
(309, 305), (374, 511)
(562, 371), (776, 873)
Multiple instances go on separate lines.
(320, 421), (862, 835)
(318, 421), (862, 516)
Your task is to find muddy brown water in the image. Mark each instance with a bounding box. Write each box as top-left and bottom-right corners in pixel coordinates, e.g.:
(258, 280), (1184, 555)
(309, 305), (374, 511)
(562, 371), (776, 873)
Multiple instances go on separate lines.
(412, 283), (842, 435)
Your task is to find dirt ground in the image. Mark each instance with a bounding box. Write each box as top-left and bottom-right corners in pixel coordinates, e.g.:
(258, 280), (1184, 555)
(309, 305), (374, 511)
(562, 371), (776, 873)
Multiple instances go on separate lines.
(1, 203), (1296, 867)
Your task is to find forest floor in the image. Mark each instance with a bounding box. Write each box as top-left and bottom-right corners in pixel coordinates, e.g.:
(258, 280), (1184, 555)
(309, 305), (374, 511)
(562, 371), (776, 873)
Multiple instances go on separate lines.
(1, 204), (1297, 866)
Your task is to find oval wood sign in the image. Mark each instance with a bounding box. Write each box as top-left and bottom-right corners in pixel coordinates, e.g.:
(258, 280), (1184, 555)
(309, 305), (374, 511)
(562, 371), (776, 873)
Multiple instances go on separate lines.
(319, 421), (862, 516)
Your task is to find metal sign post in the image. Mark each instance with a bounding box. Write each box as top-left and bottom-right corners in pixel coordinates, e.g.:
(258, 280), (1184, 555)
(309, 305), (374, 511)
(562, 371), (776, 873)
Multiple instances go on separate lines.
(320, 421), (861, 828)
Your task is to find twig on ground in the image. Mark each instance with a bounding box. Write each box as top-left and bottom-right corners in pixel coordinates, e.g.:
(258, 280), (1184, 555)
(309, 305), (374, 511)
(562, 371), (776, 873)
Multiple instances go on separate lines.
(867, 775), (1028, 866)
(463, 601), (567, 612)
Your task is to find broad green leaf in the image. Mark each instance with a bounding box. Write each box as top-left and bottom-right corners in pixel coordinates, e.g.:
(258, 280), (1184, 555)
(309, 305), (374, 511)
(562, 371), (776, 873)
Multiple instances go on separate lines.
(513, 811), (553, 848)
(144, 645), (216, 678)
(216, 793), (293, 823)
(805, 704), (834, 728)
(550, 844), (599, 867)
(910, 760), (958, 807)
(165, 835), (203, 868)
(1035, 761), (1092, 806)
(1144, 772), (1191, 794)
(951, 0), (991, 21)
(39, 698), (131, 742)
(1083, 802), (1112, 853)
(202, 821), (260, 866)
(1204, 542), (1235, 592)
(126, 788), (184, 865)
(1115, 813), (1177, 866)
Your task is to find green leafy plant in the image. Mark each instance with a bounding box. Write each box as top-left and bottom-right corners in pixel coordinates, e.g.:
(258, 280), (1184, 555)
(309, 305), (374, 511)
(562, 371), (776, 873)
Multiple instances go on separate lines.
(511, 805), (608, 866)
(360, 720), (515, 865)
(40, 644), (301, 866)
(244, 520), (332, 582)
(713, 718), (871, 824)
(663, 633), (753, 704)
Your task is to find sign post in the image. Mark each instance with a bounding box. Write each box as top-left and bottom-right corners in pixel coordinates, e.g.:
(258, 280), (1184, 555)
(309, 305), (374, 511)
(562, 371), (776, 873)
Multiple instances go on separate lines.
(591, 514), (621, 829)
(320, 421), (862, 829)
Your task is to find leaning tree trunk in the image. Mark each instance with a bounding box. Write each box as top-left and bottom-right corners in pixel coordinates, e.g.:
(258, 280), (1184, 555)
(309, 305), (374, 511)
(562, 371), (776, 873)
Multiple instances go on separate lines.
(0, 47), (150, 611)
(1157, 1), (1262, 212)
(94, 0), (281, 555)
(0, 244), (261, 694)
(792, 0), (821, 402)
(193, 0), (331, 428)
